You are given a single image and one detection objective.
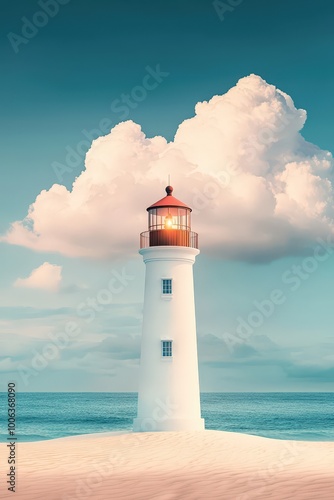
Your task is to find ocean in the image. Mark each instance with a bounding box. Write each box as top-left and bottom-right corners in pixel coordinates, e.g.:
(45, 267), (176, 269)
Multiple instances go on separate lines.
(0, 392), (333, 442)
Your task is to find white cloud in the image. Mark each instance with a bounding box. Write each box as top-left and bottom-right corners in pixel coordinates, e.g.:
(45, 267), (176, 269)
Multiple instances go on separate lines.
(2, 74), (333, 262)
(14, 262), (62, 292)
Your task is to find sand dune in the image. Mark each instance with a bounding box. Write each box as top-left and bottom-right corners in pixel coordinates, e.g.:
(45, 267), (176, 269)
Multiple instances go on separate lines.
(1, 430), (334, 499)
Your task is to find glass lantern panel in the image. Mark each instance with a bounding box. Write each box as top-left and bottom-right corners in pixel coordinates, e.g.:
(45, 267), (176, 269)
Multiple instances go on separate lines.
(148, 207), (191, 230)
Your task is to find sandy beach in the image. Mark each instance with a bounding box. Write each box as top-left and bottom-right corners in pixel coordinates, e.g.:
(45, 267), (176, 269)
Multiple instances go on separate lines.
(1, 430), (334, 499)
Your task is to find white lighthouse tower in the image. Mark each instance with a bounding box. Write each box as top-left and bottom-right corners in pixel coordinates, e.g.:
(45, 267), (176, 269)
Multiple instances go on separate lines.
(133, 185), (205, 432)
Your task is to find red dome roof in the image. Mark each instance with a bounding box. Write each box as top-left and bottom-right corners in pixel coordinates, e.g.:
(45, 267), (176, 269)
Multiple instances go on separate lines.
(147, 186), (192, 212)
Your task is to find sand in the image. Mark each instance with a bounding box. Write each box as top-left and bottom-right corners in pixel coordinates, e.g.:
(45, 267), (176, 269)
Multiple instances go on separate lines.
(1, 430), (334, 500)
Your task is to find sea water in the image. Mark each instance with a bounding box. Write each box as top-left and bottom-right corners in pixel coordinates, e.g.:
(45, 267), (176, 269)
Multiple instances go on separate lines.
(0, 392), (333, 442)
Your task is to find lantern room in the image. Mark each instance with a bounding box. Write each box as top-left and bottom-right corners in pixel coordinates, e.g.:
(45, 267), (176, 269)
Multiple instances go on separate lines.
(140, 186), (198, 249)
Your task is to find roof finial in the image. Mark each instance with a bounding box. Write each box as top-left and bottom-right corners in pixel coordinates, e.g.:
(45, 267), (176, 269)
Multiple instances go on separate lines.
(165, 174), (173, 195)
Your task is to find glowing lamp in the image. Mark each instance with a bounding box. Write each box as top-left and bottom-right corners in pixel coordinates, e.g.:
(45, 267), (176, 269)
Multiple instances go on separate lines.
(164, 213), (173, 229)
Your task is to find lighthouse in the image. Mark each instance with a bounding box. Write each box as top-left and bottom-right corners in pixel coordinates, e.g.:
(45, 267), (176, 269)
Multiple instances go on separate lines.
(133, 185), (205, 432)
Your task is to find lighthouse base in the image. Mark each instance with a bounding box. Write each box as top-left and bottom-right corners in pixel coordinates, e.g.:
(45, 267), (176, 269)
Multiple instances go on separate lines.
(133, 417), (205, 432)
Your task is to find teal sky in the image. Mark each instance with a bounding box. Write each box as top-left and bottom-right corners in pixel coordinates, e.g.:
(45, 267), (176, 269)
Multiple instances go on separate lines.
(1, 0), (334, 391)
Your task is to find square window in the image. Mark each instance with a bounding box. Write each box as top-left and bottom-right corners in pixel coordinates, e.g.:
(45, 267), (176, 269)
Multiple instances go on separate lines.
(161, 340), (173, 357)
(162, 278), (172, 295)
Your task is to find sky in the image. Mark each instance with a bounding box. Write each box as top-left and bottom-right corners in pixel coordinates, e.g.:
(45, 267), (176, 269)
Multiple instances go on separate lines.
(1, 0), (334, 392)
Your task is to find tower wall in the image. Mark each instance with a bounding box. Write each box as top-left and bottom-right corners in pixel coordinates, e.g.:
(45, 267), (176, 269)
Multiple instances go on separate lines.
(133, 246), (204, 432)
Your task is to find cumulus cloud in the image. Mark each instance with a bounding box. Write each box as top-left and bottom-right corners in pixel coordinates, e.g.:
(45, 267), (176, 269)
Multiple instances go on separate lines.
(14, 262), (62, 292)
(2, 74), (334, 262)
